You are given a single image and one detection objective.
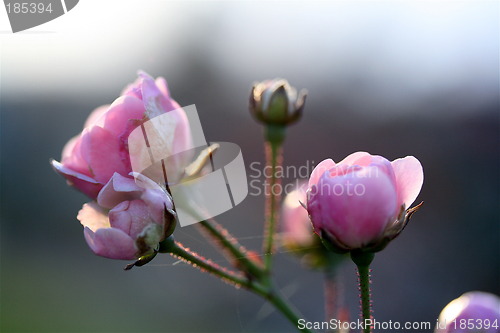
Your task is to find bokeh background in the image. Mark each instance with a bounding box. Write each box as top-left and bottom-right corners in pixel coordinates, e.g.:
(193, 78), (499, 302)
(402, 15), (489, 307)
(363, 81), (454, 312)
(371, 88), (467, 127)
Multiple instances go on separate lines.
(1, 1), (498, 332)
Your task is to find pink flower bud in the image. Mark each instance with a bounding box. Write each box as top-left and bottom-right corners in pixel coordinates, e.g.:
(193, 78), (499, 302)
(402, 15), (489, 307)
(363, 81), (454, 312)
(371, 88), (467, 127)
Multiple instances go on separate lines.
(281, 182), (348, 269)
(78, 173), (174, 260)
(52, 71), (191, 199)
(435, 291), (500, 333)
(307, 152), (423, 252)
(281, 182), (315, 249)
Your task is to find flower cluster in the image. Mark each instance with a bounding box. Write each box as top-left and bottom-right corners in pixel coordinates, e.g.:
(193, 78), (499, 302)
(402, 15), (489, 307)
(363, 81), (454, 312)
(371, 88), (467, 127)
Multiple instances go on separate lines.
(52, 72), (190, 259)
(51, 74), (497, 333)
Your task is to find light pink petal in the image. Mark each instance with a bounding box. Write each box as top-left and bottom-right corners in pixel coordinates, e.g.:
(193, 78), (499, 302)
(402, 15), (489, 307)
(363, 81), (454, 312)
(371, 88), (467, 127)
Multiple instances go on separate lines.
(121, 75), (143, 99)
(281, 182), (314, 246)
(139, 108), (193, 184)
(155, 77), (171, 97)
(308, 159), (335, 189)
(51, 160), (96, 184)
(308, 165), (398, 249)
(83, 227), (137, 260)
(61, 135), (81, 161)
(337, 153), (396, 185)
(391, 156), (424, 208)
(77, 202), (110, 231)
(140, 73), (166, 119)
(327, 164), (354, 177)
(97, 173), (143, 209)
(436, 292), (500, 333)
(337, 151), (372, 166)
(110, 200), (151, 239)
(460, 292), (500, 319)
(107, 201), (133, 235)
(169, 107), (193, 155)
(161, 108), (194, 181)
(60, 135), (90, 177)
(109, 172), (143, 192)
(141, 189), (173, 224)
(367, 156), (397, 188)
(102, 96), (145, 138)
(80, 126), (129, 184)
(84, 104), (109, 129)
(140, 71), (182, 119)
(51, 160), (102, 199)
(130, 172), (165, 190)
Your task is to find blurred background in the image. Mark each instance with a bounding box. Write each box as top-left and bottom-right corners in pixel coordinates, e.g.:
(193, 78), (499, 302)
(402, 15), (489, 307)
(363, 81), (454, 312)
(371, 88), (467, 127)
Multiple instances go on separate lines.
(1, 1), (498, 332)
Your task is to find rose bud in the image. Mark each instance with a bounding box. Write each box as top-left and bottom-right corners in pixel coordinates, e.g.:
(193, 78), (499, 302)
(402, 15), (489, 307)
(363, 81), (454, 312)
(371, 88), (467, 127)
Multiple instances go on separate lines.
(249, 79), (307, 126)
(78, 173), (175, 260)
(307, 152), (424, 253)
(435, 291), (500, 333)
(281, 181), (316, 250)
(51, 71), (191, 199)
(281, 181), (346, 268)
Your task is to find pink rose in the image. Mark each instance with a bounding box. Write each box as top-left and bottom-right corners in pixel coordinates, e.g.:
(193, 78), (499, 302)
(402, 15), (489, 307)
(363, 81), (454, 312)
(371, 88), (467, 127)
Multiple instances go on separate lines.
(435, 291), (500, 333)
(281, 182), (315, 249)
(51, 71), (191, 199)
(78, 173), (174, 260)
(307, 152), (423, 251)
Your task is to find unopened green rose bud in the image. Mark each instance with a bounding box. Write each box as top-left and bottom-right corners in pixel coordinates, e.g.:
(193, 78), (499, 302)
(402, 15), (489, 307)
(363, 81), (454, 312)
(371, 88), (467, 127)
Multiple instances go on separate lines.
(250, 79), (307, 126)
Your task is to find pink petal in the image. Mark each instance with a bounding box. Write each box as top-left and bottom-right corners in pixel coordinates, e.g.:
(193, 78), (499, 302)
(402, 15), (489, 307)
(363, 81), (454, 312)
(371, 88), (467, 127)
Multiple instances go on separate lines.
(160, 109), (194, 181)
(80, 126), (129, 184)
(121, 74), (143, 99)
(140, 72), (181, 119)
(51, 160), (102, 199)
(141, 188), (173, 224)
(77, 202), (110, 231)
(281, 182), (314, 246)
(129, 173), (173, 225)
(109, 200), (151, 239)
(97, 173), (143, 209)
(60, 135), (91, 177)
(337, 151), (371, 166)
(83, 227), (137, 260)
(391, 156), (424, 208)
(169, 108), (193, 155)
(102, 96), (145, 138)
(107, 201), (133, 235)
(61, 135), (80, 161)
(337, 153), (397, 190)
(140, 108), (193, 184)
(131, 172), (165, 190)
(155, 77), (171, 97)
(366, 156), (397, 188)
(84, 104), (109, 129)
(309, 164), (398, 249)
(308, 159), (335, 189)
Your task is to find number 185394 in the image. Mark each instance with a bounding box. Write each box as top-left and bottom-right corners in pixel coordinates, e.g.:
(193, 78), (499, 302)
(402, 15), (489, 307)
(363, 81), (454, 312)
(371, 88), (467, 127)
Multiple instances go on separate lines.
(6, 2), (53, 14)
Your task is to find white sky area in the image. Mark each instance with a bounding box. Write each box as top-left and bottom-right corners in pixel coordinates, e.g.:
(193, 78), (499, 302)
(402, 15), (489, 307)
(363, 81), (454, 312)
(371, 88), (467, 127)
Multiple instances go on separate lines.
(0, 1), (498, 115)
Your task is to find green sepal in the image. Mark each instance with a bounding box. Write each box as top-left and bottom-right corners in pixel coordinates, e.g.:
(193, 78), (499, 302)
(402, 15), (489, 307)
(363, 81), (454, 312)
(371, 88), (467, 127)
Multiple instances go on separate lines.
(124, 250), (158, 271)
(350, 250), (375, 267)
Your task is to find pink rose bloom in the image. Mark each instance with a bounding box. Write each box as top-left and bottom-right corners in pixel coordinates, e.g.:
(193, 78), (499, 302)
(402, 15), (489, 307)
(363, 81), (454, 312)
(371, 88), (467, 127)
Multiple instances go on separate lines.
(435, 291), (500, 333)
(307, 152), (423, 251)
(52, 71), (191, 199)
(281, 182), (315, 249)
(78, 173), (174, 260)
